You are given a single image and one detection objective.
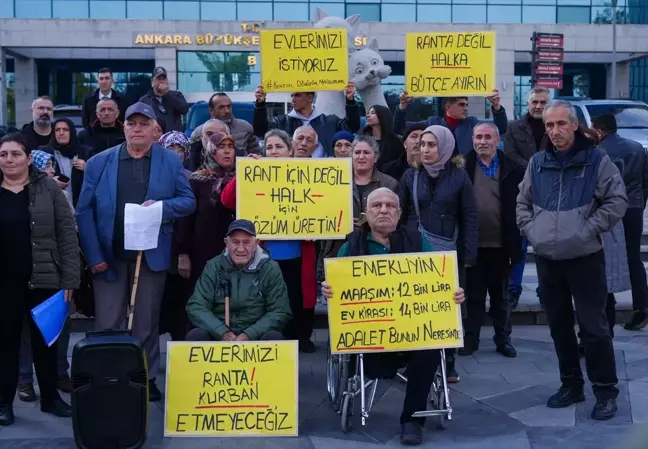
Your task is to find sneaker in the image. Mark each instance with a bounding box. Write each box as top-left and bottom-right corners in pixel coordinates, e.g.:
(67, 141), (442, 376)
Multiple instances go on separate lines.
(400, 421), (423, 445)
(446, 368), (460, 383)
(149, 380), (162, 402)
(17, 383), (37, 402)
(623, 311), (648, 331)
(547, 387), (585, 408)
(57, 375), (74, 393)
(508, 291), (521, 310)
(496, 343), (517, 358)
(591, 397), (617, 420)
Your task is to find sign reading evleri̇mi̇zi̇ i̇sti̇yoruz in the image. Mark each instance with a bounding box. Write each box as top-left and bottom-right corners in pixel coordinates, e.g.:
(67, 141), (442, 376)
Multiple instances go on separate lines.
(260, 28), (349, 92)
(325, 251), (463, 354)
(236, 157), (353, 240)
(406, 31), (496, 96)
(164, 341), (298, 437)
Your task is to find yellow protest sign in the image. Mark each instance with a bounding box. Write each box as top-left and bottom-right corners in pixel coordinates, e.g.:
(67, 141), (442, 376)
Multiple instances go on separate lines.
(236, 158), (353, 240)
(325, 252), (462, 354)
(405, 31), (496, 96)
(260, 28), (348, 92)
(164, 341), (298, 437)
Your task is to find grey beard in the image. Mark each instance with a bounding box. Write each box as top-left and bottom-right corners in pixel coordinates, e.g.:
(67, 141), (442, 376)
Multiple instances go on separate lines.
(34, 117), (51, 128)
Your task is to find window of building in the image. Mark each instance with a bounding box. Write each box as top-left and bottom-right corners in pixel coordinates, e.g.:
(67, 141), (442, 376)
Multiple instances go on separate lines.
(381, 4), (415, 22)
(200, 2), (236, 20)
(127, 1), (163, 19)
(417, 4), (451, 22)
(237, 1), (272, 20)
(310, 2), (345, 19)
(452, 4), (486, 23)
(274, 2), (309, 20)
(630, 57), (648, 103)
(417, 0), (451, 4)
(0, 0), (15, 18)
(15, 0), (52, 18)
(90, 1), (126, 18)
(591, 5), (627, 23)
(487, 5), (522, 22)
(557, 0), (591, 5)
(178, 51), (260, 93)
(522, 5), (556, 23)
(345, 3), (380, 21)
(557, 5), (591, 23)
(164, 1), (199, 19)
(53, 0), (90, 18)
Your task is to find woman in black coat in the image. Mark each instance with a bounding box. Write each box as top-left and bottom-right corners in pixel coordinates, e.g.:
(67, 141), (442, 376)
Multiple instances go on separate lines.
(397, 124), (478, 384)
(362, 104), (405, 171)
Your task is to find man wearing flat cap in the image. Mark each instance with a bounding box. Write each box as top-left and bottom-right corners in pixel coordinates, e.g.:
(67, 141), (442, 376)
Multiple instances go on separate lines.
(139, 66), (189, 132)
(185, 219), (292, 342)
(76, 102), (196, 402)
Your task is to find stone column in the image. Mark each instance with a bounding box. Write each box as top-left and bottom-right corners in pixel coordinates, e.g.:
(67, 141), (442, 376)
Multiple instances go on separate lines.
(14, 57), (37, 127)
(154, 47), (178, 90)
(607, 61), (630, 98)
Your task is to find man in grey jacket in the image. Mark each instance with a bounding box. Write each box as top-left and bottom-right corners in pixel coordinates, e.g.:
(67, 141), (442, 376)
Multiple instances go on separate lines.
(593, 113), (648, 330)
(517, 100), (627, 421)
(192, 93), (260, 156)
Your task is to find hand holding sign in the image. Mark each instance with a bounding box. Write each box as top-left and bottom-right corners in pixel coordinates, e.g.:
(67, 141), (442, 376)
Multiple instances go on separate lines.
(485, 88), (501, 110)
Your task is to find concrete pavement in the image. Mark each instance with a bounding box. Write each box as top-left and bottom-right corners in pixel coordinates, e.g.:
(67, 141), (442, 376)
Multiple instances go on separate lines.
(1, 325), (648, 449)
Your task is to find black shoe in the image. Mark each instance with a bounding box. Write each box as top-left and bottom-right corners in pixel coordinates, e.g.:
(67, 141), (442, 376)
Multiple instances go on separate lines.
(624, 311), (648, 331)
(458, 339), (478, 356)
(496, 343), (517, 358)
(400, 421), (423, 445)
(299, 340), (316, 354)
(57, 375), (74, 393)
(547, 387), (585, 408)
(41, 397), (72, 418)
(446, 367), (460, 383)
(0, 404), (14, 426)
(149, 380), (162, 402)
(17, 383), (37, 402)
(508, 291), (521, 310)
(591, 397), (617, 420)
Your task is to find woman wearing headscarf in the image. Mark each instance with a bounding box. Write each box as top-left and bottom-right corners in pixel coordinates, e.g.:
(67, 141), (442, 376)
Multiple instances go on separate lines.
(0, 133), (80, 425)
(176, 132), (236, 286)
(331, 130), (354, 158)
(43, 118), (92, 208)
(158, 131), (193, 340)
(397, 125), (478, 384)
(220, 129), (319, 353)
(362, 105), (405, 172)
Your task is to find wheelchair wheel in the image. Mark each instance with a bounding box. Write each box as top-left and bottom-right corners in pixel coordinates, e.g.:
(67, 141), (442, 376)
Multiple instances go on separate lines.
(435, 388), (448, 430)
(340, 394), (352, 433)
(327, 344), (343, 410)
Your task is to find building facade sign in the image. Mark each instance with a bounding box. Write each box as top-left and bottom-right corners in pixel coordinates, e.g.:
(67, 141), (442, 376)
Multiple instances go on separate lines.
(134, 23), (367, 48)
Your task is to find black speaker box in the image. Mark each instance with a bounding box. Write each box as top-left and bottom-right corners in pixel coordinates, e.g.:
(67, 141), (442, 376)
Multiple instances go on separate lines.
(71, 330), (149, 449)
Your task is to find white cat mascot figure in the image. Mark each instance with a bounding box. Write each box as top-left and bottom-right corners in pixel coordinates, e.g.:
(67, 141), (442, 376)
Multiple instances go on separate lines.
(349, 38), (392, 109)
(313, 8), (361, 118)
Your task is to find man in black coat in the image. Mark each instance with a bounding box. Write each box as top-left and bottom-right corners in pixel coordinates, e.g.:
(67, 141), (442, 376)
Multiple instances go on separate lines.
(81, 68), (126, 129)
(139, 67), (189, 132)
(79, 98), (125, 156)
(593, 113), (648, 330)
(460, 122), (525, 358)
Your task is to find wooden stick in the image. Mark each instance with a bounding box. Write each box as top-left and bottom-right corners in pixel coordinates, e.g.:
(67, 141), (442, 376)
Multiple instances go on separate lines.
(225, 296), (230, 327)
(127, 251), (143, 331)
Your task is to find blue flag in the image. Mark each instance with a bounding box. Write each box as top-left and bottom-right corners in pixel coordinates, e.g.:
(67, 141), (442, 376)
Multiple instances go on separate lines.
(31, 290), (68, 347)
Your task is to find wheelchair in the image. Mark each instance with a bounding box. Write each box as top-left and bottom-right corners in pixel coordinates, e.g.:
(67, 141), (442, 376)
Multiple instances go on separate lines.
(326, 343), (453, 432)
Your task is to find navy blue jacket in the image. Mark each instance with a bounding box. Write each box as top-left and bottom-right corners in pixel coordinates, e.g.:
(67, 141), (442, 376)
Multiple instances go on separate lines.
(598, 132), (648, 209)
(397, 156), (478, 265)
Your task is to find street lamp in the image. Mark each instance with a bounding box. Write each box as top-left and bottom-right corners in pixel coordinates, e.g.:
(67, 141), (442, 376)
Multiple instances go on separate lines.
(611, 0), (618, 98)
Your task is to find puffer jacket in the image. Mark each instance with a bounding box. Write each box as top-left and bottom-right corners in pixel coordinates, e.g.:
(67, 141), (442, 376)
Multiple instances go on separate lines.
(603, 221), (631, 294)
(3, 170), (81, 290)
(517, 131), (628, 261)
(598, 132), (648, 209)
(397, 155), (479, 265)
(186, 246), (292, 340)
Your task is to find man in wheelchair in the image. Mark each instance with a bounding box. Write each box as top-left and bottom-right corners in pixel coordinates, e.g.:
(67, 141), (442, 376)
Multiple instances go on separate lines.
(185, 219), (293, 342)
(322, 188), (465, 446)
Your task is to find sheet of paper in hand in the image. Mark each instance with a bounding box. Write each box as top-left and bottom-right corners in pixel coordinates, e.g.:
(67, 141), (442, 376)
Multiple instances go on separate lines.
(124, 201), (163, 251)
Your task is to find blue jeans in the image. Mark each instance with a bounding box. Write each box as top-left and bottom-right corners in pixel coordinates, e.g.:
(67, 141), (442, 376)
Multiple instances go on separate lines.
(19, 316), (70, 384)
(508, 238), (528, 295)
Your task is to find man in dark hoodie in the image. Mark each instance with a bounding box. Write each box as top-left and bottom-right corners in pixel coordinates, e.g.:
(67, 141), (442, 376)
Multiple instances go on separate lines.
(139, 66), (189, 132)
(79, 98), (125, 156)
(253, 83), (360, 157)
(21, 96), (54, 151)
(81, 67), (126, 129)
(394, 89), (508, 156)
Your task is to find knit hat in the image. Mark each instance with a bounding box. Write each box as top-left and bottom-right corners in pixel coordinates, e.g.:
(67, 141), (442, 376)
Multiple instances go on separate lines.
(332, 130), (355, 148)
(31, 150), (54, 173)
